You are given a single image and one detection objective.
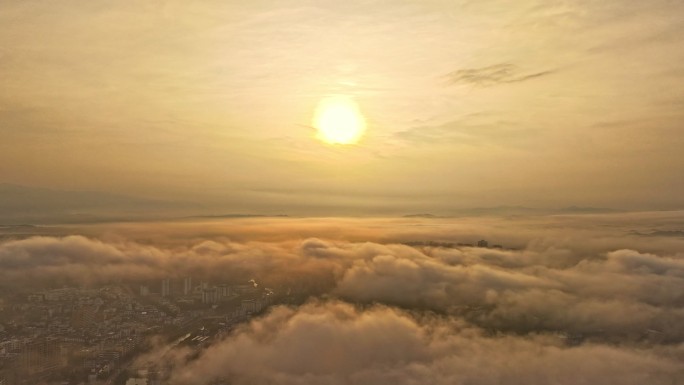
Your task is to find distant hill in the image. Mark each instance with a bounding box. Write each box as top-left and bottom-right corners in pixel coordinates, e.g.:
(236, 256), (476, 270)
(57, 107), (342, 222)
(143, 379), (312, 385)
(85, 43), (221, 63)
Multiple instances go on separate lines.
(454, 206), (543, 216)
(403, 213), (440, 218)
(559, 206), (619, 213)
(401, 205), (621, 218)
(0, 183), (202, 224)
(184, 214), (289, 219)
(629, 230), (684, 237)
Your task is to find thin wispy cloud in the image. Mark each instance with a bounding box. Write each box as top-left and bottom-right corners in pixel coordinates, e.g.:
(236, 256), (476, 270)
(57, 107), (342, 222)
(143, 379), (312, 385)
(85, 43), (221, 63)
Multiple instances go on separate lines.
(444, 63), (555, 87)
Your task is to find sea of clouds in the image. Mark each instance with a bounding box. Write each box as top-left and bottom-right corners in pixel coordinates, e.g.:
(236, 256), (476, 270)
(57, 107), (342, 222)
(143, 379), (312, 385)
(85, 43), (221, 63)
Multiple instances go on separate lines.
(1, 213), (683, 384)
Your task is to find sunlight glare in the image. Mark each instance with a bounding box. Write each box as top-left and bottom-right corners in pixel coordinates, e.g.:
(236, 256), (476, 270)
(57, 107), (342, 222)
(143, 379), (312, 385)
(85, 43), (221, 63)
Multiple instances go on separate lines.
(313, 96), (366, 144)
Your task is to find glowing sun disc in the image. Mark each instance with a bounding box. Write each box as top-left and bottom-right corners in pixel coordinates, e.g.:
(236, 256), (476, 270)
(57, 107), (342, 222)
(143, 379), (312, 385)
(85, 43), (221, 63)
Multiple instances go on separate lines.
(313, 96), (366, 144)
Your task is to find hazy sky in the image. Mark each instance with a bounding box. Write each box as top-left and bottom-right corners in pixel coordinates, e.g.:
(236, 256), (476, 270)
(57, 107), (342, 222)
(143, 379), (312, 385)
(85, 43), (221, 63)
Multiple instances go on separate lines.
(2, 0), (684, 214)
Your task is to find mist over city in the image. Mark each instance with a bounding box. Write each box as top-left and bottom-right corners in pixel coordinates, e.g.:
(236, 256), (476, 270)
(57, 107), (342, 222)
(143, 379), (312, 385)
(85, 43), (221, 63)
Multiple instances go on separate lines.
(1, 214), (684, 384)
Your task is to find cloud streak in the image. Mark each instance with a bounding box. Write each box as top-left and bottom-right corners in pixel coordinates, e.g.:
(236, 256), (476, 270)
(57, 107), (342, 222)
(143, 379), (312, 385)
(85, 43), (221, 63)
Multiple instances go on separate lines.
(444, 63), (555, 87)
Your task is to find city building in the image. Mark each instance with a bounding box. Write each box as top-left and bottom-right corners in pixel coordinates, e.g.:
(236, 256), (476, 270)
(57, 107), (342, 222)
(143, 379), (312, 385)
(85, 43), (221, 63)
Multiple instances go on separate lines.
(202, 288), (218, 304)
(161, 279), (171, 297)
(477, 239), (488, 248)
(183, 277), (192, 295)
(217, 284), (231, 299)
(21, 337), (61, 376)
(241, 299), (262, 315)
(71, 305), (97, 329)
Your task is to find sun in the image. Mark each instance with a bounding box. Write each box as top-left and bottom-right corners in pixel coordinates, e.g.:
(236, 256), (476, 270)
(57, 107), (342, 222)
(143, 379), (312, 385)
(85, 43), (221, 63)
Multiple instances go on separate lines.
(313, 96), (366, 144)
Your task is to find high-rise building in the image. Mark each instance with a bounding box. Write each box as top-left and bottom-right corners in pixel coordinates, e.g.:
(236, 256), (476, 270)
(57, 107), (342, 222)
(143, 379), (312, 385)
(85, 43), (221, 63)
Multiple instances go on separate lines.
(477, 239), (488, 248)
(217, 284), (231, 298)
(201, 288), (218, 304)
(240, 299), (262, 315)
(71, 306), (97, 329)
(125, 379), (148, 385)
(183, 277), (192, 295)
(161, 279), (171, 297)
(140, 286), (150, 296)
(21, 337), (61, 376)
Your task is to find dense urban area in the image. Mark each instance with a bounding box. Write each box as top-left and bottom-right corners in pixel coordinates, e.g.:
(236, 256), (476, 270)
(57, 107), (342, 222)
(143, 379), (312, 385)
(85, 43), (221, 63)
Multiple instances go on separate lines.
(0, 276), (289, 385)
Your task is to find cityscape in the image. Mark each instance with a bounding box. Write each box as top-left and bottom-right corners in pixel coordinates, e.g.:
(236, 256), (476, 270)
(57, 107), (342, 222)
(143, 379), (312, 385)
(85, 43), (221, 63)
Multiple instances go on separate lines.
(0, 277), (280, 385)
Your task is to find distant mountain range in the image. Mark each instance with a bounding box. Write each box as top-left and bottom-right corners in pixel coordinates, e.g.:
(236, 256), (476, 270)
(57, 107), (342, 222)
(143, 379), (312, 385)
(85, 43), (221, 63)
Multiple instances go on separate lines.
(0, 183), (623, 225)
(403, 213), (441, 218)
(0, 183), (201, 224)
(403, 206), (620, 218)
(0, 183), (296, 224)
(184, 214), (290, 219)
(629, 230), (684, 237)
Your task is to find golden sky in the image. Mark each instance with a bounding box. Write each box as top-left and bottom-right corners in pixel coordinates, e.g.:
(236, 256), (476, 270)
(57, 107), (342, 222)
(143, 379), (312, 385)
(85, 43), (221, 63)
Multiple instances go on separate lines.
(1, 0), (683, 215)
